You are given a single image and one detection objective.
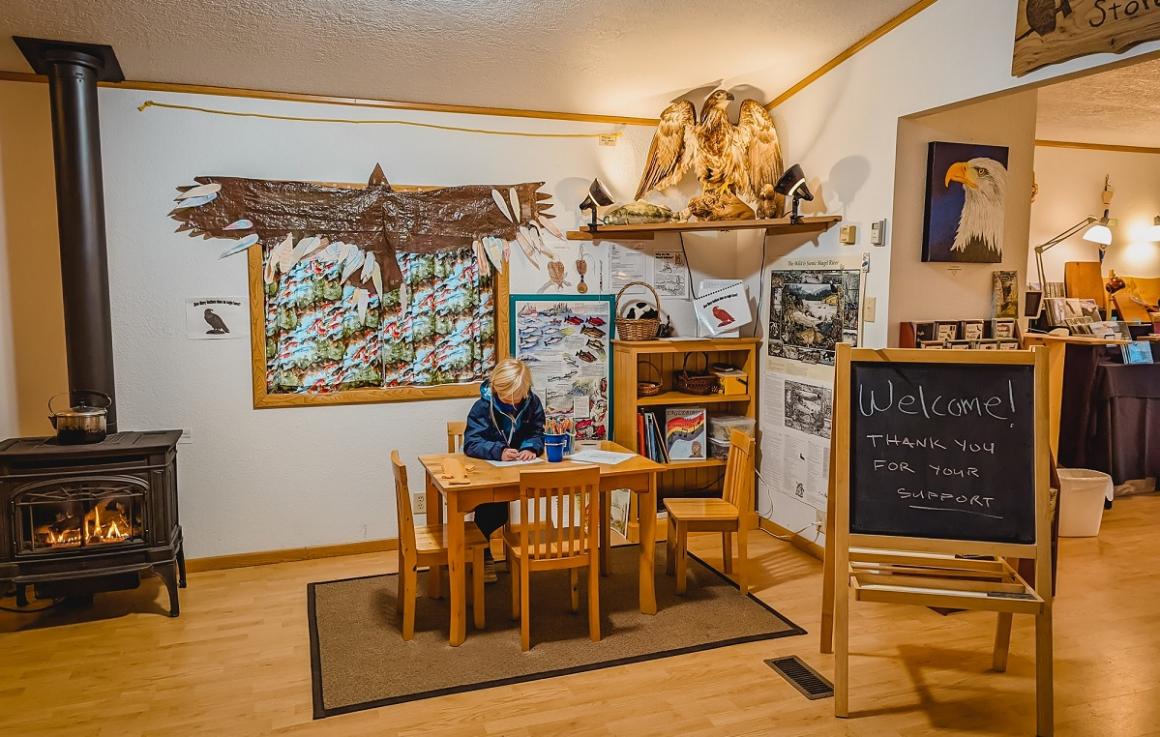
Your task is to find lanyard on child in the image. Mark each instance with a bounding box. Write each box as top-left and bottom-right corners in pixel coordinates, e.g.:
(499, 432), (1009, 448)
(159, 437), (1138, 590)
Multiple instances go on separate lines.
(489, 396), (527, 448)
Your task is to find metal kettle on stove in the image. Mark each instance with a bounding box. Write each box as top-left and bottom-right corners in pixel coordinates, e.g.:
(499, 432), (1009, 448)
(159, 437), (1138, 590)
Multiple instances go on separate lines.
(48, 391), (111, 444)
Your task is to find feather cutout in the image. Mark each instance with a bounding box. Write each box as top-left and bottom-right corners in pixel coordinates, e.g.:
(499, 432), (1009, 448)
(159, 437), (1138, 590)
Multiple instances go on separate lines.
(291, 236), (320, 262)
(355, 288), (370, 325)
(341, 248), (365, 282)
(223, 218), (253, 231)
(172, 193), (218, 210)
(491, 189), (514, 222)
(175, 182), (222, 200)
(514, 233), (539, 268)
(271, 234), (295, 274)
(523, 224), (548, 256)
(264, 254), (276, 284)
(361, 251), (377, 284)
(320, 240), (344, 262)
(536, 217), (564, 241)
(503, 239), (511, 262)
(508, 187), (522, 222)
(482, 236), (505, 273)
(473, 240), (491, 277)
(371, 261), (383, 297)
(218, 233), (259, 259)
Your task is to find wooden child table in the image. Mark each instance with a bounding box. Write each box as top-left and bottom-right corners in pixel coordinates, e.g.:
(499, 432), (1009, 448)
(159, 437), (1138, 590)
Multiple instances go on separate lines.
(419, 441), (663, 646)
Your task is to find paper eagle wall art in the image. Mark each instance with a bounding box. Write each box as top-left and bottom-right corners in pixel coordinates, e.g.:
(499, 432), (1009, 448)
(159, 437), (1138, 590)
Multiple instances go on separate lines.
(921, 141), (1009, 264)
(635, 90), (785, 221)
(168, 165), (563, 395)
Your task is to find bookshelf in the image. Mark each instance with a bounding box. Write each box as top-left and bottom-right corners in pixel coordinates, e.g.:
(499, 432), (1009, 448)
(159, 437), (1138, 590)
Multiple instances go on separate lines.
(612, 337), (760, 541)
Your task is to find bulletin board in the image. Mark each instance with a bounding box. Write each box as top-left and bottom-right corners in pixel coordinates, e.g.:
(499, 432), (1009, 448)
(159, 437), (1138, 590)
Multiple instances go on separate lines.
(509, 294), (615, 441)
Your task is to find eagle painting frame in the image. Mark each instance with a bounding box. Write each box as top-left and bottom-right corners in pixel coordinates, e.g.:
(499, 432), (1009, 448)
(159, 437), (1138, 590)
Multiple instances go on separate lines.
(921, 141), (1010, 264)
(244, 182), (510, 410)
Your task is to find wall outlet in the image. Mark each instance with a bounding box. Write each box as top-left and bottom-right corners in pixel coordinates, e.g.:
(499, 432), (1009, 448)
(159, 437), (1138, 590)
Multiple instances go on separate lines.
(412, 493), (427, 514)
(815, 507), (826, 525)
(864, 296), (877, 323)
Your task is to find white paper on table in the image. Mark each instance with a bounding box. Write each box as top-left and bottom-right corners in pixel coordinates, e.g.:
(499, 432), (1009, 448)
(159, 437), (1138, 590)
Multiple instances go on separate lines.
(568, 449), (635, 465)
(485, 458), (546, 468)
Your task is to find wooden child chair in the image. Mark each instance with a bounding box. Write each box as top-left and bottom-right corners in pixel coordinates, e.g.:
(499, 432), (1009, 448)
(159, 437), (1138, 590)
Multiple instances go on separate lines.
(390, 450), (488, 640)
(664, 429), (757, 595)
(446, 421), (466, 453)
(503, 466), (602, 651)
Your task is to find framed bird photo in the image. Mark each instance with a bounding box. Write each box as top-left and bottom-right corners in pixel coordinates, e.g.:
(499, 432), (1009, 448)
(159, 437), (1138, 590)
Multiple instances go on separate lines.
(921, 141), (1009, 264)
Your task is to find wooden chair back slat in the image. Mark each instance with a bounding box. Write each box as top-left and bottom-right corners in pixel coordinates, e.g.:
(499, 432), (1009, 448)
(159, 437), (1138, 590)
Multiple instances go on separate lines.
(446, 421), (467, 453)
(517, 467), (599, 561)
(722, 430), (755, 512)
(390, 450), (418, 560)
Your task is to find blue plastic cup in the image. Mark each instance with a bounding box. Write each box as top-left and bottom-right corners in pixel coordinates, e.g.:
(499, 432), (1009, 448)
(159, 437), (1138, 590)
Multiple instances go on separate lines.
(545, 433), (568, 462)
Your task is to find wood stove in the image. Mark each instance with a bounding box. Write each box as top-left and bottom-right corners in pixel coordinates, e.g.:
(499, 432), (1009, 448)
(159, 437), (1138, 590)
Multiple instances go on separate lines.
(0, 432), (185, 615)
(1, 39), (188, 616)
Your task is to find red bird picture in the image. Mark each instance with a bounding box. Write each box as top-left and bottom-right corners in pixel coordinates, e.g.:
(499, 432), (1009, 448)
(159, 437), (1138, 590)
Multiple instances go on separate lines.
(712, 305), (736, 327)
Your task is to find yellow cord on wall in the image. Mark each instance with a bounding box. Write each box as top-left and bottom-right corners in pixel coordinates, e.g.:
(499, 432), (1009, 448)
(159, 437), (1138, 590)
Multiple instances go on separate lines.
(137, 100), (623, 140)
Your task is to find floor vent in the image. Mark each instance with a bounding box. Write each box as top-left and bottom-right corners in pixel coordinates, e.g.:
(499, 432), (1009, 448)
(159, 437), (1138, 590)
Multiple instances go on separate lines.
(764, 656), (834, 700)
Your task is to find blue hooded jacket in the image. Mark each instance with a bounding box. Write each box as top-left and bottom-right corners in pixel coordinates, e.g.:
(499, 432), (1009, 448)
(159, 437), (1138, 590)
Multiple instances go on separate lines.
(463, 380), (546, 460)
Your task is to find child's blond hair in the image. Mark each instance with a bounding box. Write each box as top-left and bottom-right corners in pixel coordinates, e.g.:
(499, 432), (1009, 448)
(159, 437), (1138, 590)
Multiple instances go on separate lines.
(490, 358), (532, 403)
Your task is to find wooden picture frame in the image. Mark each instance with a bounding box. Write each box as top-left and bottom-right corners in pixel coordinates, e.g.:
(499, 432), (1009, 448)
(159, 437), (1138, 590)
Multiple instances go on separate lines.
(247, 182), (509, 409)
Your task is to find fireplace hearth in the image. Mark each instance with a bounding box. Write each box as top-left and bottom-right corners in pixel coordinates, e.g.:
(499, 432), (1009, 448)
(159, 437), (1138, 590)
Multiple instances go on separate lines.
(0, 431), (185, 615)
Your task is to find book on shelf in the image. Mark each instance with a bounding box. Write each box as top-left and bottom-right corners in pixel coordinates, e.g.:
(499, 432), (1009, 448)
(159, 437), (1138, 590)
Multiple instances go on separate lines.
(664, 407), (708, 461)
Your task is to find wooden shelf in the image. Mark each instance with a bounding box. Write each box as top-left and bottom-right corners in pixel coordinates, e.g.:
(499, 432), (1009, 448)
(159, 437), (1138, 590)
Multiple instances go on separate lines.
(636, 391), (750, 406)
(567, 215), (841, 241)
(658, 458), (726, 471)
(614, 337), (762, 353)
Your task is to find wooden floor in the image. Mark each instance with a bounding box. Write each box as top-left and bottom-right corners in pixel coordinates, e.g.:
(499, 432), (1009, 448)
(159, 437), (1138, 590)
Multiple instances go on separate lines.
(3, 495), (1159, 736)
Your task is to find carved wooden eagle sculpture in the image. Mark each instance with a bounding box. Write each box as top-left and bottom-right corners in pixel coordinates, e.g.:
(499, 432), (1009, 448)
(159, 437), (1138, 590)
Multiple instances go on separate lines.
(635, 90), (784, 220)
(168, 165), (562, 301)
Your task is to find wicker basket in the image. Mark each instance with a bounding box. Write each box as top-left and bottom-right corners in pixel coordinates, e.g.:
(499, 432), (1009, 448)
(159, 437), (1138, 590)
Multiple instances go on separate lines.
(675, 352), (719, 395)
(615, 281), (662, 342)
(637, 362), (663, 397)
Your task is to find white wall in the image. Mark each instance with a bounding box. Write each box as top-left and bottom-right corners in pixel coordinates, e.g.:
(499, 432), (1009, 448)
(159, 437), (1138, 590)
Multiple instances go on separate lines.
(1029, 146), (1160, 283)
(757, 0), (1160, 546)
(0, 79), (756, 557)
(889, 90), (1038, 343)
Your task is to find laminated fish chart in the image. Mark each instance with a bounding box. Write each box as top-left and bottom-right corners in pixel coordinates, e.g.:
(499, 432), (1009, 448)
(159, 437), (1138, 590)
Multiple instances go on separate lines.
(510, 295), (615, 442)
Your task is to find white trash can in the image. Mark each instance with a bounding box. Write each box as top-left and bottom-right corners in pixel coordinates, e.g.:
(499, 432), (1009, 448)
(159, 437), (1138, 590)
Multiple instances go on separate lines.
(1057, 469), (1112, 537)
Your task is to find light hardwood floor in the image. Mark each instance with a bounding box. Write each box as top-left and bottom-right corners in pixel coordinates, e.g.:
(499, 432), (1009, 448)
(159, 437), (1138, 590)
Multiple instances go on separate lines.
(2, 496), (1158, 736)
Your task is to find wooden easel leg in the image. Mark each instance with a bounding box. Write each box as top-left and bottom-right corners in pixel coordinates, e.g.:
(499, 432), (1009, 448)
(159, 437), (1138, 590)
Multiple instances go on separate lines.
(993, 612), (1013, 672)
(834, 583), (849, 718)
(1035, 607), (1054, 736)
(820, 489), (836, 654)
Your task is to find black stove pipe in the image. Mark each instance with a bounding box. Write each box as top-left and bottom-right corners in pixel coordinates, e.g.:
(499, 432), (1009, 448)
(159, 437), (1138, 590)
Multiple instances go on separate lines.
(15, 38), (125, 432)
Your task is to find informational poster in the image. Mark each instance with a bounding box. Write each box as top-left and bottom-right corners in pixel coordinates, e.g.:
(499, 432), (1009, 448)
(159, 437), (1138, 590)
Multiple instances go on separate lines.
(653, 250), (690, 299)
(768, 256), (862, 366)
(510, 295), (614, 441)
(760, 253), (866, 519)
(185, 297), (247, 340)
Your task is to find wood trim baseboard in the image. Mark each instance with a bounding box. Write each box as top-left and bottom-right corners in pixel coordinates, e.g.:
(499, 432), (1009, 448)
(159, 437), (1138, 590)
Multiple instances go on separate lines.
(0, 70), (658, 127)
(186, 538), (398, 573)
(766, 0), (938, 111)
(1035, 139), (1160, 156)
(758, 517), (824, 561)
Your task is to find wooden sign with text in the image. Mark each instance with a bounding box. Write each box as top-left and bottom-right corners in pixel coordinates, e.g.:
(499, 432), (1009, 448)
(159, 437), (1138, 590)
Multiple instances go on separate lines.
(1013, 0), (1160, 76)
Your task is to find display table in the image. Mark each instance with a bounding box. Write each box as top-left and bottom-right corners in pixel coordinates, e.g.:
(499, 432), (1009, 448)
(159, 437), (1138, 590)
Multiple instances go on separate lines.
(1086, 362), (1160, 486)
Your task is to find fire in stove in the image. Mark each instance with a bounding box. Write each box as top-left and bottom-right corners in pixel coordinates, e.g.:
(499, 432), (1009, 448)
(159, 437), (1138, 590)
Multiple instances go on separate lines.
(35, 498), (135, 548)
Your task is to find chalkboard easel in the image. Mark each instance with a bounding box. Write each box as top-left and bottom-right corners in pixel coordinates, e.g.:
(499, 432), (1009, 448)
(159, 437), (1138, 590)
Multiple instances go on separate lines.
(821, 345), (1055, 736)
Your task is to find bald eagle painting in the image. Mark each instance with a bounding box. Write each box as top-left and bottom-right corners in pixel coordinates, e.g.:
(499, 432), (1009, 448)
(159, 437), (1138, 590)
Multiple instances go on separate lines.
(921, 142), (1009, 264)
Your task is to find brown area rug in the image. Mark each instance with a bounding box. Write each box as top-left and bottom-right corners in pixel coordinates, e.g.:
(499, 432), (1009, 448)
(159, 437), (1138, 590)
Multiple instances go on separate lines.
(307, 544), (804, 718)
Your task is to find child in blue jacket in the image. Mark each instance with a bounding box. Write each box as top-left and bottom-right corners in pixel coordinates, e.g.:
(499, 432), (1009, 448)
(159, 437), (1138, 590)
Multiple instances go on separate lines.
(463, 358), (545, 581)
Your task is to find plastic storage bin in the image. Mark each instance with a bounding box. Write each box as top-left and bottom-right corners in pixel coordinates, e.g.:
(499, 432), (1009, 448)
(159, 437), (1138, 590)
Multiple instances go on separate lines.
(1057, 468), (1112, 537)
(708, 415), (756, 442)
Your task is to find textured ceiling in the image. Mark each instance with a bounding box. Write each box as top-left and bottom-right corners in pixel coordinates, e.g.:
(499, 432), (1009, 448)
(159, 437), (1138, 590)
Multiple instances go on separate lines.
(1037, 58), (1160, 148)
(0, 0), (915, 119)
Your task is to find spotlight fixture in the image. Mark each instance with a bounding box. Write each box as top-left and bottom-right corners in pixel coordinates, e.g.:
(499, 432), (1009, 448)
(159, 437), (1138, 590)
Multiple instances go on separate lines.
(578, 179), (614, 232)
(774, 164), (813, 224)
